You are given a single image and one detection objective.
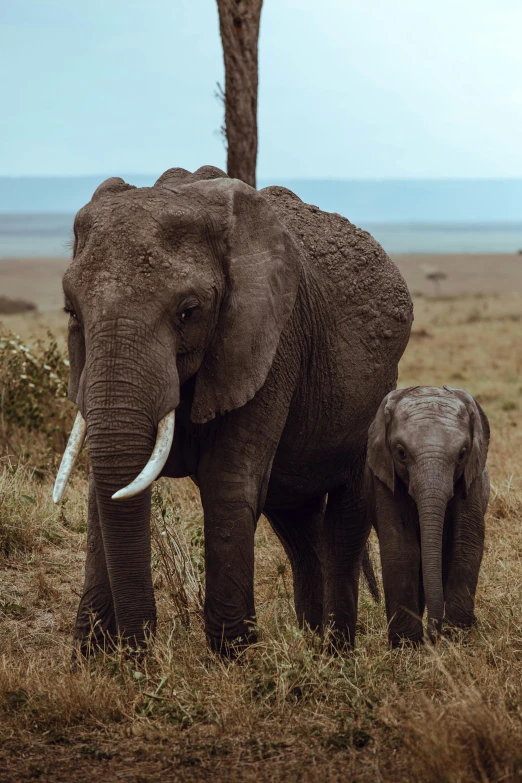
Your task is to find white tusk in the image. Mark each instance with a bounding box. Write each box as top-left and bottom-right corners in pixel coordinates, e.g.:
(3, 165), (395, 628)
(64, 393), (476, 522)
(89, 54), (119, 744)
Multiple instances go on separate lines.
(53, 411), (87, 503)
(111, 410), (175, 501)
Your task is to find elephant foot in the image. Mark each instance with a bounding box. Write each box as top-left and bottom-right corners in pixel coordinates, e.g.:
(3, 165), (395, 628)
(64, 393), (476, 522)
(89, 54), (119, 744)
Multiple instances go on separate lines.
(444, 612), (477, 630)
(73, 624), (155, 665)
(389, 633), (424, 650)
(295, 607), (323, 636)
(73, 588), (118, 659)
(206, 619), (258, 658)
(442, 615), (477, 641)
(72, 632), (117, 669)
(322, 620), (356, 655)
(73, 622), (118, 662)
(207, 630), (258, 659)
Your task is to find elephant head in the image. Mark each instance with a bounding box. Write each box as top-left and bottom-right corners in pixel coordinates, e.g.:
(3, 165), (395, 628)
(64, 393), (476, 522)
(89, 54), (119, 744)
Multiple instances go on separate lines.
(53, 166), (301, 644)
(367, 386), (489, 640)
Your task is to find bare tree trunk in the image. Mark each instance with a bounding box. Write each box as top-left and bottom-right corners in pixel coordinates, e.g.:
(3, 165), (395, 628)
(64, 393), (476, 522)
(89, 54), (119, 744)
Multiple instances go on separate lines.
(216, 0), (263, 188)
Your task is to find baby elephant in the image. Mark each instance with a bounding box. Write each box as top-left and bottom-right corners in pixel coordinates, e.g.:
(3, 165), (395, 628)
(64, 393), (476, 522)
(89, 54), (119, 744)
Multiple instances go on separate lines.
(365, 386), (490, 646)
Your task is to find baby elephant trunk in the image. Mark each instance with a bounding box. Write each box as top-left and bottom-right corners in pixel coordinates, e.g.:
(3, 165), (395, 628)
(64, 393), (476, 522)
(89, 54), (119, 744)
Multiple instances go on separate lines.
(411, 463), (454, 642)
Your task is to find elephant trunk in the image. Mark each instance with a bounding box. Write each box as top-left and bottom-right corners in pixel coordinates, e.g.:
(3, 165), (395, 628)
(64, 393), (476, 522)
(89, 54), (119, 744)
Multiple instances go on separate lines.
(410, 461), (453, 642)
(80, 325), (179, 645)
(86, 398), (159, 645)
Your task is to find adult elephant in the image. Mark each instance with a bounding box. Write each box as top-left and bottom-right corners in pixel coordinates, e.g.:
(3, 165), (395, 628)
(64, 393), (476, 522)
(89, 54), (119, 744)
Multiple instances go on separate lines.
(54, 165), (412, 654)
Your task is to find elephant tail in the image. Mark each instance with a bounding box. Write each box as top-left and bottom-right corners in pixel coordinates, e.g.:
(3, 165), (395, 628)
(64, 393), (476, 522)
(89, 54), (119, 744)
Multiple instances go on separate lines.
(362, 543), (381, 603)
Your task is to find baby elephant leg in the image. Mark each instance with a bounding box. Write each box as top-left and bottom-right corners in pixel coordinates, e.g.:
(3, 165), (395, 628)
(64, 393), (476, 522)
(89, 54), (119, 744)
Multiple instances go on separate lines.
(374, 481), (424, 647)
(444, 475), (487, 628)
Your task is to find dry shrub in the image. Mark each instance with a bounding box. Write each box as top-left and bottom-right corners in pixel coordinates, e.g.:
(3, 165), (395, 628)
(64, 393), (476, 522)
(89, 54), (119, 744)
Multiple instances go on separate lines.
(488, 477), (522, 522)
(151, 483), (204, 625)
(0, 330), (74, 463)
(32, 568), (60, 601)
(382, 647), (522, 783)
(0, 652), (135, 736)
(0, 460), (64, 556)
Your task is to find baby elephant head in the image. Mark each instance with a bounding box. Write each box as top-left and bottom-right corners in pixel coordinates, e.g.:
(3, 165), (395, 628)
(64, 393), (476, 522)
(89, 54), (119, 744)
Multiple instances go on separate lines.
(367, 386), (490, 639)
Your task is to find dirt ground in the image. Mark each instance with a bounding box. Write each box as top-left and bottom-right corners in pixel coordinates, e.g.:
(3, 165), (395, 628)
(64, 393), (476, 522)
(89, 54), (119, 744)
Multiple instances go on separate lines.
(1, 254), (521, 312)
(394, 253), (522, 297)
(0, 257), (69, 312)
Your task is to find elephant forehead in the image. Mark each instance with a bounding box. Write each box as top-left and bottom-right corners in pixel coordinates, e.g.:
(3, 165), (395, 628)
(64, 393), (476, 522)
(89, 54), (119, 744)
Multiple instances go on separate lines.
(76, 190), (211, 252)
(68, 206), (214, 291)
(395, 391), (467, 422)
(80, 187), (202, 224)
(391, 403), (469, 453)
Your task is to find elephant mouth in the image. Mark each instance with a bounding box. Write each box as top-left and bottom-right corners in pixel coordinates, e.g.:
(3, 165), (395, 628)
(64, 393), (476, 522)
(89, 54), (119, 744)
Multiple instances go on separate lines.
(53, 409), (176, 503)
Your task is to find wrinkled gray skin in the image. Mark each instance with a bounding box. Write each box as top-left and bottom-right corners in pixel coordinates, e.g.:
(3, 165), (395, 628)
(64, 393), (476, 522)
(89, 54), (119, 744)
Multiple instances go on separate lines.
(365, 386), (490, 646)
(64, 165), (412, 655)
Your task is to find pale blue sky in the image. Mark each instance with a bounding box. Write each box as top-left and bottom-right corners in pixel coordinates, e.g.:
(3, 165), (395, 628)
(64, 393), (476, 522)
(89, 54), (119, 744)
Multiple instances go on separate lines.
(1, 0), (521, 178)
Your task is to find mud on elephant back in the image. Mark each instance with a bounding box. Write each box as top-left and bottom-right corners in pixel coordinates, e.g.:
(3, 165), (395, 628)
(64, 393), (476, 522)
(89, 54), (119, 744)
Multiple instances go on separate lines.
(53, 165), (413, 656)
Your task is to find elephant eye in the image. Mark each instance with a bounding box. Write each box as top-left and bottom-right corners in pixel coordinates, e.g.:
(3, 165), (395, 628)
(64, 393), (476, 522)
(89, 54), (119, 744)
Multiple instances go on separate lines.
(64, 305), (78, 320)
(458, 447), (467, 462)
(397, 446), (407, 461)
(180, 304), (198, 324)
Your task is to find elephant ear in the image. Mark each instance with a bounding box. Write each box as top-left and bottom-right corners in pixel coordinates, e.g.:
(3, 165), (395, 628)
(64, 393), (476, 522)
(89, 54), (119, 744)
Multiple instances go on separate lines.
(190, 179), (302, 424)
(446, 387), (490, 493)
(367, 388), (412, 492)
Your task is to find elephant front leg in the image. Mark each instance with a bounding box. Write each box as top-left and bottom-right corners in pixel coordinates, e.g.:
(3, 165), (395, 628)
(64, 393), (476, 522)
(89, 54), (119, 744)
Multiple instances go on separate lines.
(201, 496), (257, 654)
(196, 391), (290, 654)
(444, 481), (486, 629)
(374, 480), (424, 647)
(74, 472), (116, 655)
(380, 538), (424, 647)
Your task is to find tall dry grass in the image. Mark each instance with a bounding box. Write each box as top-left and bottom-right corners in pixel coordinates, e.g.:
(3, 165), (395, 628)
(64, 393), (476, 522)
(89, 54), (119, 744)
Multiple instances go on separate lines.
(0, 293), (521, 782)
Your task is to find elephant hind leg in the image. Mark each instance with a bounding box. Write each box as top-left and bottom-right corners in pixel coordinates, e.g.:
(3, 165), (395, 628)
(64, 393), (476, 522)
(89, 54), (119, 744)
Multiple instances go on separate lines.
(322, 465), (370, 647)
(264, 496), (326, 632)
(73, 473), (117, 656)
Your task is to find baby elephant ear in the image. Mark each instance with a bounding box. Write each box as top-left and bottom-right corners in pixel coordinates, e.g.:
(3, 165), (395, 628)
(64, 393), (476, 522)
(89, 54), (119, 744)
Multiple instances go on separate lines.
(446, 387), (490, 493)
(367, 388), (410, 493)
(190, 179), (302, 424)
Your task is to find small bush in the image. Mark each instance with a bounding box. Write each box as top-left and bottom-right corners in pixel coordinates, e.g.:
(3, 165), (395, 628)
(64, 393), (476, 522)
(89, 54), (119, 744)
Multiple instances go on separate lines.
(0, 460), (66, 556)
(0, 331), (72, 458)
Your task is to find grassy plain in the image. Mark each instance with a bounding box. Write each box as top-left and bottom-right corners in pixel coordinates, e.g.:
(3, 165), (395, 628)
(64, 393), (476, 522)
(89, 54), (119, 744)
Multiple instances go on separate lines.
(1, 288), (522, 782)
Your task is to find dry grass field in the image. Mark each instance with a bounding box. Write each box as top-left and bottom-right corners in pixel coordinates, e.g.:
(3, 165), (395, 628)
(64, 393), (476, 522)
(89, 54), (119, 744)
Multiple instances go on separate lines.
(1, 289), (522, 782)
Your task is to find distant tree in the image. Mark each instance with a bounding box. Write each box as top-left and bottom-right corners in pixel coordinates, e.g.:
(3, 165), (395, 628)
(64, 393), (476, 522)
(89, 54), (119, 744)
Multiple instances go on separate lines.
(216, 0), (263, 188)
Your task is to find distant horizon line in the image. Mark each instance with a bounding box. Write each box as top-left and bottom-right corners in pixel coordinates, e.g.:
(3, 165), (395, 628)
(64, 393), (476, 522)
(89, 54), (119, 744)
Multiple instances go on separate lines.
(2, 175), (522, 182)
